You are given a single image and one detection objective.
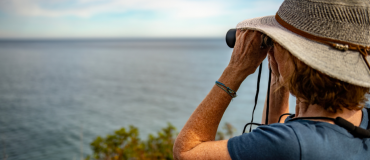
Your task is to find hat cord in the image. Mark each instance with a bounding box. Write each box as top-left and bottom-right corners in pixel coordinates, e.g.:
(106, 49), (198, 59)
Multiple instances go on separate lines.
(275, 14), (370, 71)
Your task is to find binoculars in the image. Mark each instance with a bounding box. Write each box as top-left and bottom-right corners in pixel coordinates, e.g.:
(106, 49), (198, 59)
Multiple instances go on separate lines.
(225, 29), (273, 48)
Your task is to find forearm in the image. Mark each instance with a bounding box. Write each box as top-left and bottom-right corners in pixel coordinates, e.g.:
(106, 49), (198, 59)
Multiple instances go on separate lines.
(173, 66), (247, 157)
(268, 84), (290, 123)
(262, 76), (290, 124)
(173, 30), (269, 160)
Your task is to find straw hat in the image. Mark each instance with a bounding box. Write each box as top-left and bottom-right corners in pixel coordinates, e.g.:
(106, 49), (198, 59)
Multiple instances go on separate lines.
(236, 0), (370, 87)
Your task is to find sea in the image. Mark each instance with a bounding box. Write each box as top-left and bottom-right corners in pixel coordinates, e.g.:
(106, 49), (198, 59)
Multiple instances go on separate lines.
(0, 39), (296, 160)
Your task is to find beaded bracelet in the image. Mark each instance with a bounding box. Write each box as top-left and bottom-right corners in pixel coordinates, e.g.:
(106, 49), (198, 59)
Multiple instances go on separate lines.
(215, 81), (237, 98)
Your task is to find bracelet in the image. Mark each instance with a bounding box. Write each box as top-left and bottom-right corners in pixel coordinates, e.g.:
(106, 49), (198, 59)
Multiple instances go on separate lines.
(215, 81), (237, 98)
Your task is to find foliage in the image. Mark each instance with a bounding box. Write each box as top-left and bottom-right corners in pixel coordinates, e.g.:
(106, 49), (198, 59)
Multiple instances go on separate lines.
(216, 122), (237, 140)
(86, 123), (235, 160)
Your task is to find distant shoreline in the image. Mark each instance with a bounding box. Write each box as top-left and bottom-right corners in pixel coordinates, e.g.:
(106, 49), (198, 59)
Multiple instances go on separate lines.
(0, 37), (224, 42)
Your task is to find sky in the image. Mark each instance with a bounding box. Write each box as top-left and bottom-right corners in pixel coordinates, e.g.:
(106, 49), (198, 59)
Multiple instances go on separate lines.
(0, 0), (284, 39)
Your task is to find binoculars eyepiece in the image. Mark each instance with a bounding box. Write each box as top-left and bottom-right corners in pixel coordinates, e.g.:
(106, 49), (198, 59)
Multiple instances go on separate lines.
(225, 29), (273, 48)
(226, 29), (237, 48)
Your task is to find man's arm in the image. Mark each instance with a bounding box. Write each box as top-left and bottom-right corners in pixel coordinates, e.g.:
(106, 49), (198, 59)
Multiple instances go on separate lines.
(261, 52), (290, 124)
(173, 30), (269, 160)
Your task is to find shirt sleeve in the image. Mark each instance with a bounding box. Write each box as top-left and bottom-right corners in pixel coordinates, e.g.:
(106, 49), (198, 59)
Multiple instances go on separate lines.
(227, 124), (300, 160)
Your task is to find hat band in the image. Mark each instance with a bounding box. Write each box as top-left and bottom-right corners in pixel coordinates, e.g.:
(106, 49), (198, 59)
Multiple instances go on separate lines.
(275, 14), (370, 72)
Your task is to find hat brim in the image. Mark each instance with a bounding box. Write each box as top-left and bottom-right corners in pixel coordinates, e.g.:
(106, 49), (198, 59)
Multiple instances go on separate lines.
(237, 15), (370, 87)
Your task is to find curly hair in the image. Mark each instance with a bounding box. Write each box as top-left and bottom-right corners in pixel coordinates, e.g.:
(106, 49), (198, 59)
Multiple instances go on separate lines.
(287, 55), (370, 113)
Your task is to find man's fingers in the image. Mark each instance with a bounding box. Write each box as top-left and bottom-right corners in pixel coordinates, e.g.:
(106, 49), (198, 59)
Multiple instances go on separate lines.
(234, 29), (246, 52)
(241, 30), (257, 54)
(239, 30), (250, 51)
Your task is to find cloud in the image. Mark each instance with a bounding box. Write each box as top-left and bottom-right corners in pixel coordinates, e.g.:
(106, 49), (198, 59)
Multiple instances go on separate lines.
(0, 0), (283, 19)
(0, 0), (227, 18)
(0, 0), (284, 38)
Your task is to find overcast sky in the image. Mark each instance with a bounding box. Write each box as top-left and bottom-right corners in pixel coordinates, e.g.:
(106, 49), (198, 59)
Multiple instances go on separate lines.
(0, 0), (284, 39)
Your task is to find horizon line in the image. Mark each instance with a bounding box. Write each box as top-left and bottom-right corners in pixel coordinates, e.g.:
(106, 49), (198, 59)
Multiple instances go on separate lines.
(0, 37), (225, 41)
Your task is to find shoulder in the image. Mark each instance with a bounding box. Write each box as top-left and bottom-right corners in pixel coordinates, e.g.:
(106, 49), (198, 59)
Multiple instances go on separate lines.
(227, 123), (300, 160)
(283, 114), (370, 160)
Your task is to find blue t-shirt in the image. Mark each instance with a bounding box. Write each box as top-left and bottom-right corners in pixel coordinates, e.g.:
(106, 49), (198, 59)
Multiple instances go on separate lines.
(228, 107), (370, 160)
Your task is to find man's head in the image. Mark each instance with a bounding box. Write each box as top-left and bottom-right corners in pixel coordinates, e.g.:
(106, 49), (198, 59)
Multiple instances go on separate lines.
(270, 42), (370, 113)
(236, 0), (370, 90)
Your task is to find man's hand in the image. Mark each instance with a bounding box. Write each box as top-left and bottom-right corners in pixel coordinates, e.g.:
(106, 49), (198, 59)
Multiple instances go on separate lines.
(225, 30), (270, 84)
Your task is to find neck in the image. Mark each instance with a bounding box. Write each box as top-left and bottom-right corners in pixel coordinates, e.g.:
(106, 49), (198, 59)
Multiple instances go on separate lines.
(295, 101), (362, 126)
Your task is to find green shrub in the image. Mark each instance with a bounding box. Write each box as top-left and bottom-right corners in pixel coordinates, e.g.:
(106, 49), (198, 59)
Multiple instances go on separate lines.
(86, 123), (235, 160)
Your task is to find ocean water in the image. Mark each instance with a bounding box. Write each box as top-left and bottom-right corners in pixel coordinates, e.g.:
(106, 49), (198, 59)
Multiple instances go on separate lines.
(0, 39), (296, 160)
